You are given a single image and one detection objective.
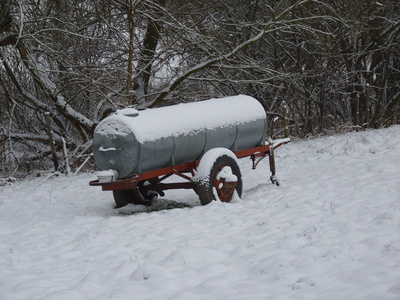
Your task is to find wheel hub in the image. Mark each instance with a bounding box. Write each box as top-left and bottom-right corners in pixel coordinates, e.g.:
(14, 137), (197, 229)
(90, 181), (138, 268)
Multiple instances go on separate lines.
(214, 166), (238, 202)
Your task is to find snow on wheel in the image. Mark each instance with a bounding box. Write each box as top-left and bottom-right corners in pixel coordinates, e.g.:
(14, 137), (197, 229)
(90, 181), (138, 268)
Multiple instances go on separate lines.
(195, 148), (242, 205)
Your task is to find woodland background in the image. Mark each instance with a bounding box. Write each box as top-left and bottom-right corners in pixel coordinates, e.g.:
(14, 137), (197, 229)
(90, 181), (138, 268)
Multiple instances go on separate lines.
(0, 0), (399, 176)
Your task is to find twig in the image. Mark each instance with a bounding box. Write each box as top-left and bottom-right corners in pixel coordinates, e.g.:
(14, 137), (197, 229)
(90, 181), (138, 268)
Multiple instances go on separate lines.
(74, 154), (93, 175)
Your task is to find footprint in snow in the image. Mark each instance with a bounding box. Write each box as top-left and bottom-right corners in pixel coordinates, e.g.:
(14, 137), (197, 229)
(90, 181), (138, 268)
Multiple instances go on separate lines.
(292, 276), (317, 290)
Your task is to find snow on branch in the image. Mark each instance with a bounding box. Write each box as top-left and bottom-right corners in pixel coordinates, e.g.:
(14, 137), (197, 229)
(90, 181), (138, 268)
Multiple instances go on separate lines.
(15, 41), (95, 131)
(146, 0), (339, 108)
(1, 132), (62, 144)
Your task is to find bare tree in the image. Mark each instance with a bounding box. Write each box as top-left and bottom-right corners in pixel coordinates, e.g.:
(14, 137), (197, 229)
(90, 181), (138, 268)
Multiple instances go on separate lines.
(0, 0), (399, 176)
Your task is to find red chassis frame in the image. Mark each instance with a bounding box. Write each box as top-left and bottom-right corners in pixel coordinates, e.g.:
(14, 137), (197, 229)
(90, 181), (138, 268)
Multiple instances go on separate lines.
(89, 139), (289, 196)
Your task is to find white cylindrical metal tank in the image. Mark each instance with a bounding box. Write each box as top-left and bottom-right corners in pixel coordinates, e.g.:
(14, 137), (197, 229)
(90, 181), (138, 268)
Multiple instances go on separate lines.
(93, 95), (267, 179)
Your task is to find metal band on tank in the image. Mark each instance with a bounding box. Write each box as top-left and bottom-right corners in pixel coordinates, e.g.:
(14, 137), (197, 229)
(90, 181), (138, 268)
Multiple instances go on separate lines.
(262, 118), (268, 146)
(137, 139), (142, 174)
(171, 136), (176, 166)
(232, 124), (239, 152)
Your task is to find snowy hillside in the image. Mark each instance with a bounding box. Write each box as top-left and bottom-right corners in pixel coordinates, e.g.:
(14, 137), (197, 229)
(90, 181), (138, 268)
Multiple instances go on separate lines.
(1, 126), (399, 300)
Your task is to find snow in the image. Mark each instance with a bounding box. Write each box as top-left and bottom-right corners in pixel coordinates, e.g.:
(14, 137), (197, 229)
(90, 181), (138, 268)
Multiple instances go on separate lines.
(95, 95), (266, 142)
(272, 137), (291, 148)
(98, 147), (117, 152)
(116, 108), (139, 117)
(193, 147), (238, 185)
(1, 126), (400, 300)
(95, 119), (131, 137)
(96, 170), (118, 183)
(216, 166), (237, 183)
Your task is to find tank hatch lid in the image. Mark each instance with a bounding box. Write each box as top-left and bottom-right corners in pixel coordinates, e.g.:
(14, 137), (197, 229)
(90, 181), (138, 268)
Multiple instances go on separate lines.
(116, 108), (139, 117)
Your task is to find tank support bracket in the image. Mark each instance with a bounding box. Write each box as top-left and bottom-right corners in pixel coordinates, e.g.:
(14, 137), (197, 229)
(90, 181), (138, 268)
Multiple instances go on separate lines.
(251, 154), (267, 170)
(268, 138), (280, 186)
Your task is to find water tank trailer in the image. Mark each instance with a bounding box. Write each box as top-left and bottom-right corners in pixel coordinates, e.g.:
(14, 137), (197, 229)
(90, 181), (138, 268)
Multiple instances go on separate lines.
(90, 95), (289, 207)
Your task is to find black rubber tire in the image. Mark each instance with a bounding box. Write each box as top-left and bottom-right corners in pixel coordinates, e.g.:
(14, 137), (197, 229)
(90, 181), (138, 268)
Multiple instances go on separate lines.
(196, 155), (242, 205)
(112, 189), (134, 208)
(112, 187), (152, 208)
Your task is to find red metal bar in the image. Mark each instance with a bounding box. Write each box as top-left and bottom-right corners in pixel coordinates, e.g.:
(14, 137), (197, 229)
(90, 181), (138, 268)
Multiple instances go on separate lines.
(234, 144), (270, 159)
(89, 175), (139, 191)
(136, 160), (198, 182)
(172, 168), (192, 181)
(89, 139), (290, 192)
(153, 182), (196, 192)
(89, 161), (198, 191)
(234, 139), (289, 159)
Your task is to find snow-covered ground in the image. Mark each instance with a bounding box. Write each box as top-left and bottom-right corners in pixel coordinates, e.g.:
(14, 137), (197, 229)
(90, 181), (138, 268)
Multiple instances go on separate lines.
(1, 126), (399, 300)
